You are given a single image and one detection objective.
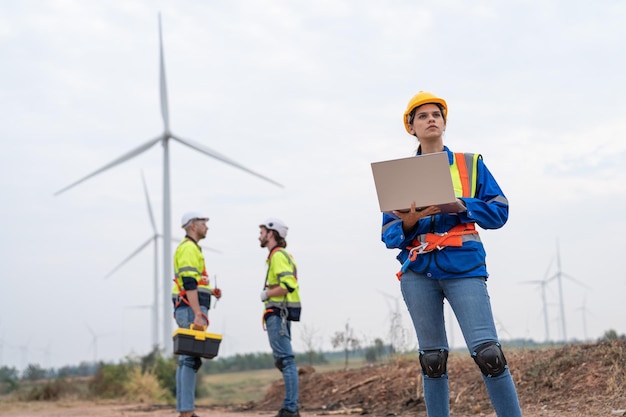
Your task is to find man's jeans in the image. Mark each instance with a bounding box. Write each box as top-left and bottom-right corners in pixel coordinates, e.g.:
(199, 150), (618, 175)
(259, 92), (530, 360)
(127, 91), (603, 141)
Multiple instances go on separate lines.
(266, 314), (299, 412)
(400, 270), (522, 417)
(174, 305), (208, 413)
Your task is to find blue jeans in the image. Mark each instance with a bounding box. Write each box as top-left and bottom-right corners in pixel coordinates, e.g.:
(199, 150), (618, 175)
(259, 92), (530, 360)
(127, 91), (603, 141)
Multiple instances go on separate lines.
(174, 305), (208, 413)
(400, 270), (522, 417)
(266, 314), (299, 412)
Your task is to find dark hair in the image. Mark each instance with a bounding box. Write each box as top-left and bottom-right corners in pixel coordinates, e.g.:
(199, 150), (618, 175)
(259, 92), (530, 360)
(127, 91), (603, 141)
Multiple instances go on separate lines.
(269, 229), (287, 248)
(263, 226), (287, 248)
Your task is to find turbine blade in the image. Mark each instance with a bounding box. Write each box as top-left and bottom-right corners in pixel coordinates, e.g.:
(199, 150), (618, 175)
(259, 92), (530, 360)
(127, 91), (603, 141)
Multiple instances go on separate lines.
(561, 272), (592, 289)
(125, 305), (152, 310)
(545, 273), (559, 283)
(162, 234), (222, 254)
(84, 323), (96, 337)
(171, 134), (284, 188)
(141, 170), (158, 233)
(199, 243), (222, 254)
(542, 256), (554, 281)
(519, 280), (544, 285)
(104, 237), (154, 279)
(158, 13), (170, 132)
(54, 136), (162, 196)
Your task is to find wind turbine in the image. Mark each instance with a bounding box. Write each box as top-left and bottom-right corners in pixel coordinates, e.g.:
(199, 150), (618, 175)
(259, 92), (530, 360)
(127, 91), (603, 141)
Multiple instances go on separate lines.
(86, 325), (99, 364)
(104, 171), (220, 348)
(547, 239), (591, 343)
(85, 323), (112, 364)
(520, 256), (554, 343)
(20, 342), (30, 371)
(55, 14), (282, 354)
(377, 290), (408, 353)
(575, 294), (593, 341)
(0, 323), (4, 367)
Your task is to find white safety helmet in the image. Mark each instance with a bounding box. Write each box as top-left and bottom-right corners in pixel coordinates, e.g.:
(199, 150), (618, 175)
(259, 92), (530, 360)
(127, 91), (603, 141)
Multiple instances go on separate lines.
(181, 211), (209, 228)
(259, 218), (288, 238)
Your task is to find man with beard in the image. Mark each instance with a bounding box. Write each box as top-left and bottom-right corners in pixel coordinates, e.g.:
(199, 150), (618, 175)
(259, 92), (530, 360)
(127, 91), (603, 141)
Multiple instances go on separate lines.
(258, 218), (301, 417)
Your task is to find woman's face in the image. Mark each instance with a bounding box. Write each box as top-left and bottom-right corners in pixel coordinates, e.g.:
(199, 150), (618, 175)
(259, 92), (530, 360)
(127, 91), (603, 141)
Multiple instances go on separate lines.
(407, 103), (446, 140)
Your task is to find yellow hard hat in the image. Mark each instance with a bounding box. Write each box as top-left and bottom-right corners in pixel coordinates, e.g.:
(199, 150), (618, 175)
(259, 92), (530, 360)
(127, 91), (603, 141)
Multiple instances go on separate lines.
(403, 91), (448, 134)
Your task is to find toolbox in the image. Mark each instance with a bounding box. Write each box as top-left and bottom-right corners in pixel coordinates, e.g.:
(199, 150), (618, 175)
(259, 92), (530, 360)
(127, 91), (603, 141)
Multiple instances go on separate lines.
(172, 327), (222, 359)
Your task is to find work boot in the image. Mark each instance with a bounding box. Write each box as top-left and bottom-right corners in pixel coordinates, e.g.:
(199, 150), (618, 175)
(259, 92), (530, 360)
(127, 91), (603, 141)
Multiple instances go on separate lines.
(275, 408), (300, 417)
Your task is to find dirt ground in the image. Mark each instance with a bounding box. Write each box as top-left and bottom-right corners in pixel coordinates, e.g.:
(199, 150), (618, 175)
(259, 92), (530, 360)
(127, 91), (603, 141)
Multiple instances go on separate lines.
(1, 341), (624, 417)
(249, 340), (626, 416)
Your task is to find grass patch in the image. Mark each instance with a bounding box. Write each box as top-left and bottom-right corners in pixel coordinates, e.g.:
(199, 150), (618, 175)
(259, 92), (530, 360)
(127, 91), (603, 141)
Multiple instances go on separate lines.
(201, 367), (277, 405)
(199, 357), (370, 406)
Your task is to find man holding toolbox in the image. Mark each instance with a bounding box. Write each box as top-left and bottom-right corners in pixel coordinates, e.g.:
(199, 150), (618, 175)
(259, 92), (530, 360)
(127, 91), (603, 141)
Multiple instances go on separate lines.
(172, 211), (222, 417)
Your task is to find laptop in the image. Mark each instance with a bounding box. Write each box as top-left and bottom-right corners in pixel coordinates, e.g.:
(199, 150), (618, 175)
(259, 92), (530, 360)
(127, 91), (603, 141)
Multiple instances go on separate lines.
(370, 151), (465, 214)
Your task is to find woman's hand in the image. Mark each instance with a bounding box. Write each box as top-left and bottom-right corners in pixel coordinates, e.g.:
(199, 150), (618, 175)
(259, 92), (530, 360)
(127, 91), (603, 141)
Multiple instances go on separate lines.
(392, 202), (440, 232)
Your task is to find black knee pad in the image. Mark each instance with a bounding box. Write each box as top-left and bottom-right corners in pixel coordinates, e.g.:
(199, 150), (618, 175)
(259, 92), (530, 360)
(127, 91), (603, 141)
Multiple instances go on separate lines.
(472, 341), (507, 377)
(192, 356), (203, 372)
(419, 349), (448, 378)
(274, 357), (285, 372)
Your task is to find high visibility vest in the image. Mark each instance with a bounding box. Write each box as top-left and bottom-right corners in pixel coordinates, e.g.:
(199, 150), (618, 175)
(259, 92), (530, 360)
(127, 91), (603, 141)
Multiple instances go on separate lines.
(451, 152), (480, 199)
(396, 152), (482, 280)
(263, 247), (301, 322)
(172, 238), (211, 303)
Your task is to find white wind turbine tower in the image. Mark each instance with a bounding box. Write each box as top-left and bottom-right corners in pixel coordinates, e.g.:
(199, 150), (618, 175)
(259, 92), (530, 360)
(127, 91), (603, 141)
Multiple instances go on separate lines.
(85, 324), (104, 364)
(377, 290), (409, 353)
(575, 294), (593, 341)
(520, 257), (554, 343)
(104, 171), (219, 348)
(547, 240), (591, 343)
(55, 14), (282, 354)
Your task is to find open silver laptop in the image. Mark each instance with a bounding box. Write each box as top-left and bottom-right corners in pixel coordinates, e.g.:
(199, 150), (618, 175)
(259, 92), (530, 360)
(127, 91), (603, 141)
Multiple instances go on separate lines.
(371, 152), (465, 214)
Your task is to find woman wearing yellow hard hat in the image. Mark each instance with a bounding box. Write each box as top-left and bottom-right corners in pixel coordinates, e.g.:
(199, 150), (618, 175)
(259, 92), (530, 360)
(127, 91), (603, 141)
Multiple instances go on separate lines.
(380, 91), (523, 416)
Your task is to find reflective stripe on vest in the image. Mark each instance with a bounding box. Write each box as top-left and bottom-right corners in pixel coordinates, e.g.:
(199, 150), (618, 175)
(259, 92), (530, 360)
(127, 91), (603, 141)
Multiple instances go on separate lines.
(172, 238), (211, 307)
(451, 152), (480, 198)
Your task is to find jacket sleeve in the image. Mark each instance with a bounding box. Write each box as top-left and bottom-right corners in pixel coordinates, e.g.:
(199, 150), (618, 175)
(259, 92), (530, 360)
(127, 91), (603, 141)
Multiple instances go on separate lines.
(457, 157), (508, 230)
(381, 212), (428, 249)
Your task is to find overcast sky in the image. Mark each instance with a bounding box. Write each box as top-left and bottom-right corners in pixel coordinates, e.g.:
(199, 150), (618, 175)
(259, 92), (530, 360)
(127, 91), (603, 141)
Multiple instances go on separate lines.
(1, 0), (625, 371)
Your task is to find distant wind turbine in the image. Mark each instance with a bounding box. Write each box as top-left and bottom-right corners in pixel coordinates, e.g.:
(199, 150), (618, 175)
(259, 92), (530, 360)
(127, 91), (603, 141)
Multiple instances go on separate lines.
(55, 14), (282, 353)
(575, 295), (593, 341)
(20, 341), (30, 371)
(547, 240), (591, 343)
(85, 323), (112, 364)
(377, 290), (408, 353)
(104, 171), (220, 348)
(520, 256), (554, 343)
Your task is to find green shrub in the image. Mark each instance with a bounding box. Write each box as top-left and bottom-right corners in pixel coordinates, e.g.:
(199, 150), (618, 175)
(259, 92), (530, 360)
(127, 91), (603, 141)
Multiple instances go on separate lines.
(21, 378), (81, 401)
(123, 367), (172, 403)
(153, 354), (177, 398)
(89, 363), (132, 398)
(0, 366), (19, 394)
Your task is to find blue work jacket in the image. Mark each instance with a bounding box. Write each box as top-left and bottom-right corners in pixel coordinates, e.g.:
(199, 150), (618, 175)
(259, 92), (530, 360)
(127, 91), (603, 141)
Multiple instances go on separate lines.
(381, 146), (508, 279)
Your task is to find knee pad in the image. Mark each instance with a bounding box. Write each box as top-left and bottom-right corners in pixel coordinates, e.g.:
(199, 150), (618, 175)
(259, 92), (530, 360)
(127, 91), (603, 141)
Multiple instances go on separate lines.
(472, 342), (507, 377)
(192, 356), (203, 372)
(419, 349), (448, 378)
(274, 357), (285, 372)
(180, 355), (203, 372)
